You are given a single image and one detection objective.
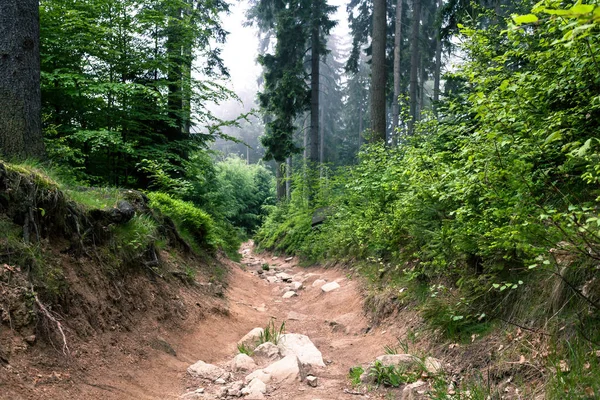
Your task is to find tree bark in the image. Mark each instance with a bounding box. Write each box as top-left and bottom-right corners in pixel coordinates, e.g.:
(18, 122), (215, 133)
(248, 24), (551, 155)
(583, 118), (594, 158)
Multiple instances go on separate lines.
(286, 156), (292, 199)
(433, 0), (442, 106)
(392, 0), (403, 134)
(276, 161), (286, 201)
(409, 0), (421, 134)
(309, 4), (320, 166)
(0, 0), (45, 159)
(370, 0), (387, 142)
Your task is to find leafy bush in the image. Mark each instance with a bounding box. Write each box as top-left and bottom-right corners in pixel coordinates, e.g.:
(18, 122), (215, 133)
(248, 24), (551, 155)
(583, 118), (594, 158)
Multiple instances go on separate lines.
(147, 192), (217, 251)
(255, 2), (600, 381)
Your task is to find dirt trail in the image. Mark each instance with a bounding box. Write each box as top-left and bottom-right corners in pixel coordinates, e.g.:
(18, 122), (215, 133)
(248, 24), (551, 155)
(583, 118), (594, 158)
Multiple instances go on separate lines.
(180, 241), (400, 399)
(2, 242), (405, 400)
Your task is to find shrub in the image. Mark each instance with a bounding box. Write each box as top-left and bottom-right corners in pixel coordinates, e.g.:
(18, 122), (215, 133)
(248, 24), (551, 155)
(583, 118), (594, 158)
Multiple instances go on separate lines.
(147, 192), (217, 251)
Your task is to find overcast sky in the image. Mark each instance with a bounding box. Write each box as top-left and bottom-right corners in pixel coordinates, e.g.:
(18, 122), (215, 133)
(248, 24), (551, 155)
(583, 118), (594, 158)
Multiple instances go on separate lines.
(213, 0), (350, 116)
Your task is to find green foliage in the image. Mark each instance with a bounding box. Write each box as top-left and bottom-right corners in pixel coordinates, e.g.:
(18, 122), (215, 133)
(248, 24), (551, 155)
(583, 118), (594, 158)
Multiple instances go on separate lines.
(348, 366), (364, 386)
(201, 156), (275, 234)
(39, 0), (232, 187)
(258, 319), (286, 345)
(64, 187), (123, 210)
(368, 360), (422, 387)
(256, 0), (600, 355)
(547, 337), (600, 399)
(147, 192), (217, 252)
(111, 214), (158, 263)
(237, 343), (254, 356)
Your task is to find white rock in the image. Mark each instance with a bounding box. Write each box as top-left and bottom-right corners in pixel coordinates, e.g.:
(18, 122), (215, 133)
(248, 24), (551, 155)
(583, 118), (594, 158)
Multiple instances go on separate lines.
(264, 355), (301, 383)
(292, 274), (305, 282)
(266, 276), (278, 284)
(285, 257), (293, 262)
(282, 291), (297, 299)
(254, 342), (281, 361)
(277, 334), (325, 368)
(321, 281), (340, 292)
(241, 378), (267, 400)
(245, 369), (272, 384)
(401, 380), (429, 400)
(424, 357), (444, 374)
(187, 360), (227, 381)
(215, 378), (226, 384)
(306, 375), (318, 387)
(375, 354), (420, 367)
(312, 279), (327, 288)
(286, 311), (307, 321)
(227, 381), (244, 397)
(238, 328), (264, 350)
(231, 353), (256, 372)
(276, 272), (293, 282)
(288, 281), (303, 291)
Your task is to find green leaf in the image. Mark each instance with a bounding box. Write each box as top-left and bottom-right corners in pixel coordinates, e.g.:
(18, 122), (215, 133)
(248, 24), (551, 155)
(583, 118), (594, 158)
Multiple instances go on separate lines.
(512, 14), (539, 25)
(544, 131), (562, 144)
(570, 4), (594, 15)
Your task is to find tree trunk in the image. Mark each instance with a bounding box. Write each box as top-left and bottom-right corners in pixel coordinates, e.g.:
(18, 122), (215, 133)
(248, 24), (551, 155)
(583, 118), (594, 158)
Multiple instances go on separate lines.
(392, 0), (403, 133)
(286, 156), (292, 199)
(309, 7), (320, 166)
(433, 0), (442, 106)
(409, 0), (421, 134)
(370, 0), (387, 142)
(0, 0), (45, 159)
(166, 6), (183, 140)
(319, 106), (324, 177)
(276, 162), (286, 201)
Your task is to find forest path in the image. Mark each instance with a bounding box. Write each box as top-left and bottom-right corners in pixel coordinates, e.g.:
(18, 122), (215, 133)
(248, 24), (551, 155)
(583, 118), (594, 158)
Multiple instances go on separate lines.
(180, 241), (398, 399)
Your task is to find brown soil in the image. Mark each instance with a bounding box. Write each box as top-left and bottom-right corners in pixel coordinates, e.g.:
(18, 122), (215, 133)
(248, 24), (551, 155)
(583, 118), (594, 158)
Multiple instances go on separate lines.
(1, 240), (419, 400)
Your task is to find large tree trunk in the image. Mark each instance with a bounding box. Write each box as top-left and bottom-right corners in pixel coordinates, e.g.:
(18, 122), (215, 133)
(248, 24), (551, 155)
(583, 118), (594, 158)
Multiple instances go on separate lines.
(309, 7), (320, 166)
(0, 0), (45, 159)
(392, 0), (404, 134)
(433, 0), (442, 106)
(370, 0), (387, 142)
(409, 0), (421, 134)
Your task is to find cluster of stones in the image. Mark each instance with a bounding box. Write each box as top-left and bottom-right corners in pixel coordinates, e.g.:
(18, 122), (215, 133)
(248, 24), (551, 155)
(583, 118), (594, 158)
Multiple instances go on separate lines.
(181, 329), (326, 399)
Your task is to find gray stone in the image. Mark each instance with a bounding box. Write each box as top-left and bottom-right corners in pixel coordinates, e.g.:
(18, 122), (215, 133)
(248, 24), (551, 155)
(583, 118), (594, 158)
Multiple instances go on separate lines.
(187, 360), (227, 381)
(321, 281), (340, 292)
(306, 375), (318, 387)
